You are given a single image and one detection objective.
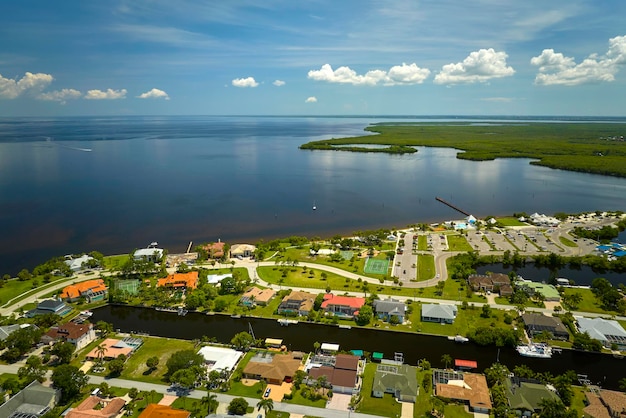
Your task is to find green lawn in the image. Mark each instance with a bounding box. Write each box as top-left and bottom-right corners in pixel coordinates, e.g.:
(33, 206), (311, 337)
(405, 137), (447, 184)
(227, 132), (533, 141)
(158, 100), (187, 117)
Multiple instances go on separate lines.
(357, 363), (402, 417)
(443, 404), (473, 417)
(283, 389), (327, 408)
(417, 255), (435, 281)
(561, 287), (618, 315)
(0, 276), (68, 307)
(413, 370), (434, 417)
(497, 217), (528, 227)
(418, 235), (428, 251)
(268, 412), (291, 418)
(446, 235), (473, 252)
(558, 236), (578, 247)
(103, 254), (129, 270)
(120, 336), (196, 384)
(258, 266), (377, 295)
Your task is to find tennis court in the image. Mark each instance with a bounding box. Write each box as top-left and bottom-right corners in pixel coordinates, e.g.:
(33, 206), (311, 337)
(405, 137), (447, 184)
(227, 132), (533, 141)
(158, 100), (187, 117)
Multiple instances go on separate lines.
(115, 279), (139, 295)
(364, 258), (389, 275)
(340, 251), (354, 261)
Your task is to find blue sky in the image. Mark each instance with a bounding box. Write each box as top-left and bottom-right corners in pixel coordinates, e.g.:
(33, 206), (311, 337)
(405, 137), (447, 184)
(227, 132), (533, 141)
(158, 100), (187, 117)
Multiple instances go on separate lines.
(1, 0), (625, 116)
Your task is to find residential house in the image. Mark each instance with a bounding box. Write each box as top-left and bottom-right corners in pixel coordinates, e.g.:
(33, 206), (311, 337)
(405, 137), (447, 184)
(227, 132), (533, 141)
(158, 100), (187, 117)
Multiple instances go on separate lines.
(307, 354), (361, 395)
(85, 338), (134, 360)
(373, 299), (407, 324)
(240, 287), (276, 307)
(133, 246), (164, 262)
(230, 244), (256, 259)
(138, 405), (189, 418)
(243, 352), (302, 385)
(0, 324), (36, 341)
(421, 304), (457, 324)
(42, 322), (96, 350)
(197, 346), (244, 372)
(467, 273), (511, 296)
(518, 281), (561, 302)
(65, 396), (126, 418)
(372, 364), (418, 403)
(64, 255), (95, 272)
(584, 389), (626, 418)
(577, 317), (626, 350)
(434, 370), (492, 413)
(277, 291), (316, 316)
(203, 241), (225, 259)
(26, 299), (72, 318)
(157, 271), (199, 290)
(521, 313), (570, 340)
(0, 380), (60, 418)
(505, 377), (560, 414)
(320, 294), (365, 319)
(60, 279), (108, 303)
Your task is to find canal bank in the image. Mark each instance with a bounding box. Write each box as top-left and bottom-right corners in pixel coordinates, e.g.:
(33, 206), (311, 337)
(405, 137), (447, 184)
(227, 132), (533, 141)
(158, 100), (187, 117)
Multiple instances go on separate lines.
(92, 305), (623, 390)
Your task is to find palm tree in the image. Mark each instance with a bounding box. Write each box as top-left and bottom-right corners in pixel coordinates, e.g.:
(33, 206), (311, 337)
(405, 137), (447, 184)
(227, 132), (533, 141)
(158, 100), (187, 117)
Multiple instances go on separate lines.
(259, 379), (267, 395)
(95, 343), (107, 366)
(201, 393), (218, 415)
(256, 398), (274, 415)
(441, 353), (452, 369)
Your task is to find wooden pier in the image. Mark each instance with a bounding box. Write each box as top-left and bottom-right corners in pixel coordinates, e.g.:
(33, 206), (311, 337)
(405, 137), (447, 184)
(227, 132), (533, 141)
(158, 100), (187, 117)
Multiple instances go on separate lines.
(435, 197), (470, 216)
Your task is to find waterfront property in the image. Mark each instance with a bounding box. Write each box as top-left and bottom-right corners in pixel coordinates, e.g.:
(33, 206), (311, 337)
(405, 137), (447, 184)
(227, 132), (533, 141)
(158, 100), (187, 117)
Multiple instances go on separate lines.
(277, 290), (316, 316)
(26, 299), (72, 318)
(517, 281), (561, 302)
(521, 313), (570, 341)
(230, 243), (256, 258)
(85, 338), (141, 360)
(240, 286), (276, 307)
(157, 271), (199, 290)
(433, 369), (492, 413)
(467, 272), (511, 296)
(504, 377), (560, 414)
(203, 241), (225, 259)
(64, 254), (95, 272)
(576, 317), (626, 349)
(584, 389), (626, 418)
(373, 298), (407, 324)
(0, 380), (60, 418)
(133, 245), (164, 262)
(242, 351), (302, 385)
(197, 346), (244, 372)
(60, 279), (108, 303)
(41, 321), (96, 349)
(306, 353), (362, 395)
(421, 303), (457, 324)
(371, 364), (418, 402)
(320, 294), (365, 319)
(65, 396), (126, 418)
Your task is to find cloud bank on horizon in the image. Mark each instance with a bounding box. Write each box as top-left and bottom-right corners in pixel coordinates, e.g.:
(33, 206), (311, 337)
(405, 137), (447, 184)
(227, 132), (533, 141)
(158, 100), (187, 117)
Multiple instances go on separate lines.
(0, 0), (625, 116)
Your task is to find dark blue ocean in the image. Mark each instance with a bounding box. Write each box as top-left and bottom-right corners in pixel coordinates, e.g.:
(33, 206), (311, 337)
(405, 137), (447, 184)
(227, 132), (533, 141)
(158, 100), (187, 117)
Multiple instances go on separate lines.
(1, 115), (625, 274)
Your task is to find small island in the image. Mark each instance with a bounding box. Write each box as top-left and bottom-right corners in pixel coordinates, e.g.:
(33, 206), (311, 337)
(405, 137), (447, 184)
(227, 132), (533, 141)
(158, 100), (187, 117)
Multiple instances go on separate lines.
(299, 122), (626, 177)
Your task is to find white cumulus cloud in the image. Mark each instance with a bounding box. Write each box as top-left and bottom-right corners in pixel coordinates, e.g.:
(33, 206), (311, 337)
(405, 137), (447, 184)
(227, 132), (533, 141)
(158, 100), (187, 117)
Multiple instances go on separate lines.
(307, 63), (430, 86)
(0, 72), (54, 99)
(232, 77), (259, 88)
(305, 96), (317, 103)
(137, 88), (170, 100)
(434, 49), (515, 85)
(85, 88), (127, 100)
(38, 89), (82, 103)
(273, 80), (286, 87)
(531, 35), (626, 86)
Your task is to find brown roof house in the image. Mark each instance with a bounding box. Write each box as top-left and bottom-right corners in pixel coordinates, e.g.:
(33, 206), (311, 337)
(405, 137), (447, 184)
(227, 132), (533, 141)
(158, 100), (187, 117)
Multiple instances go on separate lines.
(277, 291), (316, 316)
(42, 322), (96, 350)
(521, 313), (570, 340)
(243, 352), (302, 385)
(203, 241), (225, 259)
(584, 389), (626, 418)
(307, 354), (361, 395)
(467, 273), (511, 296)
(240, 287), (276, 307)
(434, 371), (492, 414)
(65, 396), (126, 418)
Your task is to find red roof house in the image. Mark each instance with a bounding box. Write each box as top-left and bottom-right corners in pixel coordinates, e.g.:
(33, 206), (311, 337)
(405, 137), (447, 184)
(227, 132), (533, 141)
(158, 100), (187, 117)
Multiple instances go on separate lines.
(320, 294), (366, 318)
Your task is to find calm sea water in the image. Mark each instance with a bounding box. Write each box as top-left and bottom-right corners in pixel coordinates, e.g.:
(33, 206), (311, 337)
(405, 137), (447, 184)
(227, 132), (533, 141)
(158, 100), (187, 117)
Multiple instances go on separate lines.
(1, 116), (626, 274)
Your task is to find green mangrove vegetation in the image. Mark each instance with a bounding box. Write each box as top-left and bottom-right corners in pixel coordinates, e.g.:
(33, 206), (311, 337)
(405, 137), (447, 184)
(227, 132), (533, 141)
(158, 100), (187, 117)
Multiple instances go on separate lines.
(299, 123), (626, 177)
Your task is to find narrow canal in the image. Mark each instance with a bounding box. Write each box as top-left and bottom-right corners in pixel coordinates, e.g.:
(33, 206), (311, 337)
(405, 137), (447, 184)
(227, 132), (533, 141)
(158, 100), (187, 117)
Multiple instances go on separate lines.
(92, 305), (623, 390)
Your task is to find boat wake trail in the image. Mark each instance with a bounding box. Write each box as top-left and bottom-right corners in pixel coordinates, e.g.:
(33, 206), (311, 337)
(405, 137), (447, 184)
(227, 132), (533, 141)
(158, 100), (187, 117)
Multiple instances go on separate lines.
(44, 136), (92, 152)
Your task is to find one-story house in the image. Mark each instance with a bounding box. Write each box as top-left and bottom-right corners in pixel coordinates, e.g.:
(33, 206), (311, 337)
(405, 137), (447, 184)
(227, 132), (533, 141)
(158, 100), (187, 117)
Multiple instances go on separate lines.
(26, 299), (72, 318)
(64, 254), (95, 272)
(0, 380), (60, 418)
(505, 377), (560, 414)
(85, 338), (136, 360)
(240, 287), (276, 307)
(521, 313), (570, 340)
(133, 245), (164, 262)
(372, 364), (418, 402)
(65, 396), (126, 418)
(230, 244), (256, 258)
(307, 354), (361, 395)
(434, 370), (492, 413)
(373, 299), (407, 324)
(197, 346), (244, 372)
(138, 404), (189, 418)
(243, 352), (302, 385)
(421, 303), (457, 324)
(576, 317), (626, 349)
(277, 291), (316, 316)
(320, 294), (365, 319)
(157, 271), (199, 290)
(517, 281), (561, 302)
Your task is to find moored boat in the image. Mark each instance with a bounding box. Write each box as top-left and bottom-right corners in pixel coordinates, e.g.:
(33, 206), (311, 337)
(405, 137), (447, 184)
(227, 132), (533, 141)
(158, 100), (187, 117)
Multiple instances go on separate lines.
(516, 342), (552, 359)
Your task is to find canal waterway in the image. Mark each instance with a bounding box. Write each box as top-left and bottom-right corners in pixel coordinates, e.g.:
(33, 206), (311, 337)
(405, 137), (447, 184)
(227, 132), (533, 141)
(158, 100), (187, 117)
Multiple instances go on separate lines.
(92, 305), (624, 390)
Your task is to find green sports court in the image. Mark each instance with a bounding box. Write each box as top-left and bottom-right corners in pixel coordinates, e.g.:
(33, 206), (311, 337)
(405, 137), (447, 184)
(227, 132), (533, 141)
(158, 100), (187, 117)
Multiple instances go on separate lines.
(364, 258), (389, 275)
(114, 279), (139, 295)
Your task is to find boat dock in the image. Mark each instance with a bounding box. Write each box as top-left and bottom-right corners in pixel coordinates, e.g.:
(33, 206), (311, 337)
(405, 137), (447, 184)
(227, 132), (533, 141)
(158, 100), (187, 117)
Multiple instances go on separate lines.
(435, 197), (470, 216)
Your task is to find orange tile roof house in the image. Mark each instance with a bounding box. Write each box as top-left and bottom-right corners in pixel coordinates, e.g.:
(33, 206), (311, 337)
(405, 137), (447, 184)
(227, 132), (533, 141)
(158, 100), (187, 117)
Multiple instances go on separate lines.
(60, 279), (108, 303)
(42, 322), (96, 350)
(434, 371), (492, 413)
(240, 287), (276, 307)
(157, 271), (199, 290)
(65, 396), (126, 418)
(85, 338), (134, 360)
(320, 294), (365, 318)
(203, 241), (225, 259)
(243, 352), (302, 385)
(277, 291), (316, 316)
(138, 404), (189, 418)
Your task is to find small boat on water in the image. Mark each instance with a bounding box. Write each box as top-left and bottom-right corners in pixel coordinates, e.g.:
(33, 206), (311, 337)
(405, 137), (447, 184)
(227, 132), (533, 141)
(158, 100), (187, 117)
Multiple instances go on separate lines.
(448, 335), (469, 343)
(177, 307), (188, 316)
(278, 319), (299, 326)
(80, 310), (93, 317)
(516, 342), (552, 359)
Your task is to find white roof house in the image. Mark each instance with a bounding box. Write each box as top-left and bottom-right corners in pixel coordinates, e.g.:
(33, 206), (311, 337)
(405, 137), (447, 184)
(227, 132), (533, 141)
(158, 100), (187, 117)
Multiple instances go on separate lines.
(197, 346), (244, 372)
(133, 247), (164, 261)
(421, 304), (458, 323)
(64, 254), (94, 271)
(206, 274), (232, 285)
(576, 317), (626, 349)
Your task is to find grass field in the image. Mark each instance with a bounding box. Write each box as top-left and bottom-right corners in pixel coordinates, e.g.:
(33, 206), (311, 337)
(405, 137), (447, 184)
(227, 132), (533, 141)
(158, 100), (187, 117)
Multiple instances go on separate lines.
(496, 217), (528, 226)
(417, 254), (435, 281)
(446, 235), (473, 252)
